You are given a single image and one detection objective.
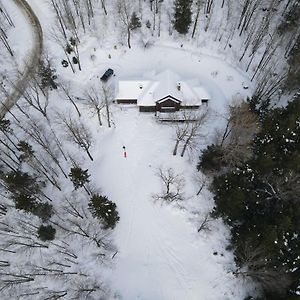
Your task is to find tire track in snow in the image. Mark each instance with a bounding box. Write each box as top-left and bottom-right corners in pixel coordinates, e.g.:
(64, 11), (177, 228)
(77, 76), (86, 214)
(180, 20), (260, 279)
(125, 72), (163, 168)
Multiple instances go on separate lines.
(152, 229), (192, 299)
(113, 110), (196, 299)
(115, 110), (141, 254)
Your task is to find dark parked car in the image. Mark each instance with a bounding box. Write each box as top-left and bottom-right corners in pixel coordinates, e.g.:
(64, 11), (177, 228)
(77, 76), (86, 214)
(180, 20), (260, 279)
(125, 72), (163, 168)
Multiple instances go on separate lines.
(100, 68), (114, 82)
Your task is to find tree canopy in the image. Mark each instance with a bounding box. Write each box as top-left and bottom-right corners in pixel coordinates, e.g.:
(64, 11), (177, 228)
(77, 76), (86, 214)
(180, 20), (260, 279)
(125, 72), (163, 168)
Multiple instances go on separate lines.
(200, 96), (300, 298)
(173, 0), (192, 34)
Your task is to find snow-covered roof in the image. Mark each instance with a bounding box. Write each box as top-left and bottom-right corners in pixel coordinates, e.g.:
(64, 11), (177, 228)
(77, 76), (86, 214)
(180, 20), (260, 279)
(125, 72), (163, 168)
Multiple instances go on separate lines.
(152, 70), (181, 102)
(115, 70), (210, 106)
(193, 86), (210, 100)
(116, 80), (151, 100)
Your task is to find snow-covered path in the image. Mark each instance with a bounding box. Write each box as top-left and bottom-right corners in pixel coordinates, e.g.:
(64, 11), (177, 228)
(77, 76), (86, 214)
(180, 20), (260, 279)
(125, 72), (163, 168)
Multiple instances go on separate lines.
(91, 108), (251, 300)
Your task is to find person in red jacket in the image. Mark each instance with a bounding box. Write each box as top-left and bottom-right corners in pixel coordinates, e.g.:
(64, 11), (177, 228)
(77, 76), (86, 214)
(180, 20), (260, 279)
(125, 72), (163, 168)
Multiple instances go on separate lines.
(123, 146), (127, 158)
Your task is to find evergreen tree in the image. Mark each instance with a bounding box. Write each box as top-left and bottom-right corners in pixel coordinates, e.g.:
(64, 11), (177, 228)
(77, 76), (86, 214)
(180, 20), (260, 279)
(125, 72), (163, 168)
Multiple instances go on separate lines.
(146, 20), (151, 29)
(278, 2), (300, 34)
(173, 0), (193, 34)
(69, 167), (90, 190)
(202, 96), (300, 298)
(38, 225), (56, 241)
(88, 194), (119, 229)
(18, 141), (34, 162)
(14, 194), (53, 221)
(1, 170), (52, 221)
(285, 36), (300, 91)
(2, 170), (43, 197)
(197, 144), (225, 173)
(38, 60), (58, 90)
(130, 12), (141, 30)
(33, 202), (53, 222)
(0, 119), (12, 133)
(247, 96), (271, 120)
(14, 194), (37, 212)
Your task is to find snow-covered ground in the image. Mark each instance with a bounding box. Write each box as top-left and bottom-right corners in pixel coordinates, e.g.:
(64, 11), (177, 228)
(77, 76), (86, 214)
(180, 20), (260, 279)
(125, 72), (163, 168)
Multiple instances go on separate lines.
(0, 0), (33, 92)
(75, 45), (254, 299)
(0, 1), (262, 299)
(55, 43), (254, 111)
(90, 107), (255, 300)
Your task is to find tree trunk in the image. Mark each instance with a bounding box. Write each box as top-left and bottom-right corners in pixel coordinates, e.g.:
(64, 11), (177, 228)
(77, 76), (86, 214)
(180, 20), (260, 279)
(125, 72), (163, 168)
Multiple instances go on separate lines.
(85, 148), (94, 161)
(173, 139), (180, 156)
(180, 135), (192, 157)
(192, 8), (200, 39)
(127, 28), (131, 49)
(97, 109), (102, 126)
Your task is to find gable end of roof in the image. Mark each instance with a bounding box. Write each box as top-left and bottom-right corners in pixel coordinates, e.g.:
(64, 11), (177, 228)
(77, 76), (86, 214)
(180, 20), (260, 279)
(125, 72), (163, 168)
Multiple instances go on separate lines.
(156, 95), (181, 104)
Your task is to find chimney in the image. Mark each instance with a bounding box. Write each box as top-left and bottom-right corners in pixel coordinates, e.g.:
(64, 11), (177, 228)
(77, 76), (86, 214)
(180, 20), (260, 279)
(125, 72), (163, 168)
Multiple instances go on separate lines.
(139, 84), (143, 89)
(177, 82), (181, 91)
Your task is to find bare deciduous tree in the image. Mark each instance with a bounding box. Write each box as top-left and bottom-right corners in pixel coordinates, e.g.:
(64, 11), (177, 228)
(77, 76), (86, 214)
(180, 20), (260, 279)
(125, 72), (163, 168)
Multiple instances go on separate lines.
(21, 79), (49, 118)
(101, 85), (114, 128)
(217, 101), (260, 168)
(117, 0), (138, 49)
(15, 118), (68, 178)
(171, 119), (190, 156)
(153, 167), (185, 202)
(191, 0), (205, 38)
(169, 110), (209, 157)
(84, 86), (105, 127)
(197, 213), (212, 232)
(59, 83), (81, 117)
(0, 196), (113, 299)
(60, 114), (94, 161)
(180, 110), (209, 157)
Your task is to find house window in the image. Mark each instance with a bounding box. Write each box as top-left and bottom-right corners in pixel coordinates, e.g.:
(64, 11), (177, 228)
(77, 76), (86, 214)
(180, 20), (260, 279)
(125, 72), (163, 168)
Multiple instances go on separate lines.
(201, 99), (209, 106)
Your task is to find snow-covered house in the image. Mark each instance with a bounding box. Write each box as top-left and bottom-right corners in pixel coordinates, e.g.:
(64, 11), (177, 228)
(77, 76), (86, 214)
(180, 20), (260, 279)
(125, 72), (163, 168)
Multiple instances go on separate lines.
(115, 70), (210, 112)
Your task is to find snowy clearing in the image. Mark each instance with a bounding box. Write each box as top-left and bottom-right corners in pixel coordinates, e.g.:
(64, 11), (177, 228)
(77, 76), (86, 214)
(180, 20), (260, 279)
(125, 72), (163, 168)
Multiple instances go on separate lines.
(70, 44), (256, 299)
(91, 107), (255, 300)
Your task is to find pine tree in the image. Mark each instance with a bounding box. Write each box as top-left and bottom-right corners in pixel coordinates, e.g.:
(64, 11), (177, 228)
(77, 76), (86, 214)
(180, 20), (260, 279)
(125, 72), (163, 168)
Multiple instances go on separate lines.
(0, 119), (11, 133)
(38, 225), (56, 241)
(33, 202), (53, 222)
(173, 0), (193, 34)
(197, 144), (225, 173)
(2, 170), (43, 197)
(88, 194), (119, 229)
(14, 194), (37, 212)
(38, 60), (58, 90)
(130, 12), (141, 30)
(286, 36), (300, 91)
(18, 141), (34, 162)
(209, 97), (300, 298)
(69, 167), (90, 190)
